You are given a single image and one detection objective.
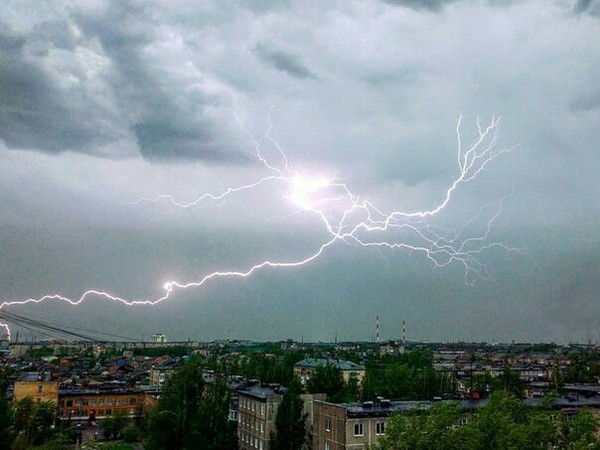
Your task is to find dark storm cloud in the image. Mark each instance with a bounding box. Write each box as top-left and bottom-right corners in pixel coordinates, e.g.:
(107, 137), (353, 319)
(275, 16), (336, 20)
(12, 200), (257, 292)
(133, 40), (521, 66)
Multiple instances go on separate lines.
(575, 0), (600, 16)
(574, 0), (593, 13)
(253, 43), (318, 80)
(0, 1), (242, 162)
(381, 0), (522, 11)
(361, 69), (423, 87)
(381, 0), (457, 11)
(72, 1), (240, 162)
(0, 24), (119, 155)
(570, 92), (600, 112)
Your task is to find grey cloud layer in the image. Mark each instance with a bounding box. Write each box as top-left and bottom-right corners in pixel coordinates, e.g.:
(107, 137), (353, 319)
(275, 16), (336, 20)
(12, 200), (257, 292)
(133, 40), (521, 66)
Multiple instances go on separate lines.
(253, 44), (318, 80)
(0, 1), (242, 162)
(1, 0), (600, 342)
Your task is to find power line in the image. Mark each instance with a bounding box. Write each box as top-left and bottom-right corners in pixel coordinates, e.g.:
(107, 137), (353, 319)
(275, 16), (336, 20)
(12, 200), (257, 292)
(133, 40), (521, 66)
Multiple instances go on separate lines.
(0, 310), (137, 342)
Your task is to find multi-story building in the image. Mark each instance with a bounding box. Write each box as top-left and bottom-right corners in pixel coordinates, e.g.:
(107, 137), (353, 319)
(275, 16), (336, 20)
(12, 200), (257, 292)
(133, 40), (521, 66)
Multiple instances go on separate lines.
(236, 382), (283, 450)
(313, 398), (402, 450)
(13, 372), (60, 404)
(294, 359), (366, 387)
(149, 358), (178, 387)
(235, 380), (324, 450)
(151, 334), (167, 343)
(57, 387), (145, 421)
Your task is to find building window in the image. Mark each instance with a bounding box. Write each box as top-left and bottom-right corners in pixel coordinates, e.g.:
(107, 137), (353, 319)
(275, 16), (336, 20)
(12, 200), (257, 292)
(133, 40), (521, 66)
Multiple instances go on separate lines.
(66, 400), (73, 407)
(325, 443), (331, 450)
(376, 422), (385, 435)
(261, 404), (265, 415)
(98, 400), (104, 406)
(91, 400), (96, 406)
(130, 398), (137, 405)
(354, 423), (364, 436)
(325, 418), (331, 431)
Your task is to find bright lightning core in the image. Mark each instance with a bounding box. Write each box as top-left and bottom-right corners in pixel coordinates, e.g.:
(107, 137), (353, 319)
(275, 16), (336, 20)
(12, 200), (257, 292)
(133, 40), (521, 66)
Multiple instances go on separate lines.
(0, 114), (523, 339)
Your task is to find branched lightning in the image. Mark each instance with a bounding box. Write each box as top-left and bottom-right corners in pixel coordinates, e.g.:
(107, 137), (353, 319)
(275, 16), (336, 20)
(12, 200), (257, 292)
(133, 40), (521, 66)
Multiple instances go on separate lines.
(0, 112), (524, 339)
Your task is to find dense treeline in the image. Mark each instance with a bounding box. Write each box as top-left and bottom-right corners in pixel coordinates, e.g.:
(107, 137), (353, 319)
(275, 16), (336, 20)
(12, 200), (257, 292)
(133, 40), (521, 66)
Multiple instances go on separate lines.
(363, 349), (454, 401)
(377, 392), (600, 450)
(132, 345), (190, 358)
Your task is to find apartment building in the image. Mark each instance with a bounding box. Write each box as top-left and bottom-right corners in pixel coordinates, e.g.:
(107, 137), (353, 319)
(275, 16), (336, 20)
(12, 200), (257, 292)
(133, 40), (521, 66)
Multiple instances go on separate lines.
(236, 382), (283, 450)
(313, 398), (401, 450)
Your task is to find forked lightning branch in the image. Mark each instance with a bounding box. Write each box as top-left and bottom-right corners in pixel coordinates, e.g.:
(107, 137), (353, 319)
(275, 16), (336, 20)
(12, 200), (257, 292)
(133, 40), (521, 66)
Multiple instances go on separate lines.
(0, 115), (523, 339)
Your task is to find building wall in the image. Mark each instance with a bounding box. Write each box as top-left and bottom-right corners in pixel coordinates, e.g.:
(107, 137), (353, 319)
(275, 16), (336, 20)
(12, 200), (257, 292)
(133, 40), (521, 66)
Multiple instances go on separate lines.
(341, 370), (366, 385)
(13, 380), (60, 404)
(313, 401), (389, 450)
(237, 392), (281, 450)
(293, 366), (365, 388)
(345, 416), (388, 449)
(313, 401), (347, 450)
(149, 367), (175, 386)
(57, 392), (144, 421)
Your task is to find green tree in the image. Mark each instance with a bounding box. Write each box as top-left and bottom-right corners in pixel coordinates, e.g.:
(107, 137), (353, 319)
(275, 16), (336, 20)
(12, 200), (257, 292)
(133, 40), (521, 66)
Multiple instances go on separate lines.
(11, 397), (57, 448)
(560, 409), (600, 449)
(270, 379), (308, 450)
(0, 369), (12, 450)
(306, 364), (345, 402)
(498, 366), (525, 399)
(195, 378), (238, 450)
(378, 392), (565, 450)
(343, 373), (361, 402)
(100, 412), (126, 440)
(378, 402), (483, 450)
(145, 358), (236, 450)
(145, 359), (205, 450)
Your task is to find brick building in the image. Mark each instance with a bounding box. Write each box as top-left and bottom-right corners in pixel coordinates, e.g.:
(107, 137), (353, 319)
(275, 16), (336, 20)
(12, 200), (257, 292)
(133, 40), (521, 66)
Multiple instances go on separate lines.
(313, 399), (398, 450)
(57, 387), (145, 421)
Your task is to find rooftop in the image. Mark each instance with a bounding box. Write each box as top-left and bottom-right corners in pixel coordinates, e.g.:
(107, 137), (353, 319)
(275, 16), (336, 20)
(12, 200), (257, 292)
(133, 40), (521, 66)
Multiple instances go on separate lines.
(235, 381), (285, 400)
(294, 358), (365, 371)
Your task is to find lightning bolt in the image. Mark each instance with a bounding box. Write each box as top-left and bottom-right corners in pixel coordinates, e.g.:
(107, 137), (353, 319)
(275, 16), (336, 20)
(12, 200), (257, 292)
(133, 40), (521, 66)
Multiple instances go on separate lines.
(0, 113), (524, 340)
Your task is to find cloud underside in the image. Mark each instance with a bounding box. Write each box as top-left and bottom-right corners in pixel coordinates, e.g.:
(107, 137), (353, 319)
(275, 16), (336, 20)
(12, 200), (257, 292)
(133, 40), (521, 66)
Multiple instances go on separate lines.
(0, 0), (598, 167)
(0, 3), (241, 163)
(253, 44), (317, 79)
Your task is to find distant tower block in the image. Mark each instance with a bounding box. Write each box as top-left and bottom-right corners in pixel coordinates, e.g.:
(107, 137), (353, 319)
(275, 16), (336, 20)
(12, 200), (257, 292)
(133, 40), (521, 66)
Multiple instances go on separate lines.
(402, 320), (406, 344)
(151, 333), (166, 343)
(376, 315), (380, 343)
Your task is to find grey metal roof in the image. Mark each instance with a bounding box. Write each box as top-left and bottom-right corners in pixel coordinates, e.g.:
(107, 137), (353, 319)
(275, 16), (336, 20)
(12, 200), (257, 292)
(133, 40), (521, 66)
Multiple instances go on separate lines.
(294, 358), (365, 371)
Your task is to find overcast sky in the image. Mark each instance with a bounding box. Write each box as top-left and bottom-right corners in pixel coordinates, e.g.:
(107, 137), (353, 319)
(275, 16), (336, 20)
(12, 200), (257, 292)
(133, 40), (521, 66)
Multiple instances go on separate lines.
(1, 0), (599, 343)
